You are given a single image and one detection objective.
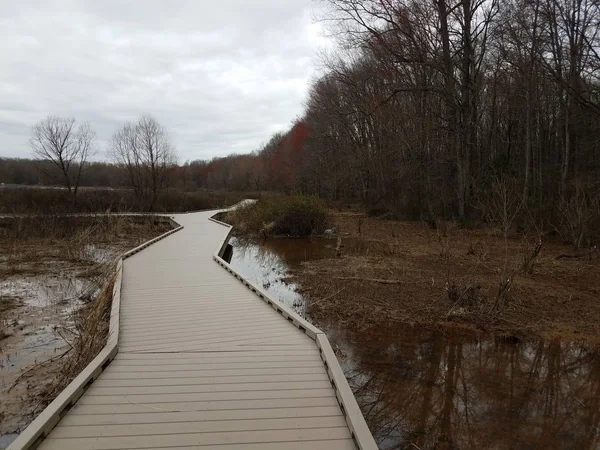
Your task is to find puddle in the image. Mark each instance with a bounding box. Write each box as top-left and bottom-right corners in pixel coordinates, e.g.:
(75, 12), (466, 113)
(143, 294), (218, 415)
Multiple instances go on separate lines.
(229, 237), (306, 313)
(1, 278), (89, 308)
(0, 277), (80, 381)
(0, 276), (86, 439)
(82, 244), (114, 264)
(229, 236), (600, 450)
(228, 236), (376, 313)
(328, 324), (600, 449)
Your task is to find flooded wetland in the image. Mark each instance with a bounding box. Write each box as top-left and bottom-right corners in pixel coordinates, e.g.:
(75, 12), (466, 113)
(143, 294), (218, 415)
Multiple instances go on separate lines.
(0, 215), (170, 447)
(2, 208), (598, 449)
(228, 216), (600, 450)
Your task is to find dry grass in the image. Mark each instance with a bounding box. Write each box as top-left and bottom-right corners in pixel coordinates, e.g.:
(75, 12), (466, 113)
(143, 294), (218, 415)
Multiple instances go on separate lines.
(294, 211), (600, 342)
(0, 215), (170, 277)
(0, 214), (171, 435)
(36, 269), (115, 409)
(0, 187), (253, 215)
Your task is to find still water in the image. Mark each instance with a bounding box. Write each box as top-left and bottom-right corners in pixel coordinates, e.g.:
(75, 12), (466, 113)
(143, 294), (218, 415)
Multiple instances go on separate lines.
(228, 236), (600, 450)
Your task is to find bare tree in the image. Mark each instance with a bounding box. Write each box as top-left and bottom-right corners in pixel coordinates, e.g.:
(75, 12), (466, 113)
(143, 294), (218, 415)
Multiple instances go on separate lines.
(30, 116), (96, 195)
(110, 115), (177, 210)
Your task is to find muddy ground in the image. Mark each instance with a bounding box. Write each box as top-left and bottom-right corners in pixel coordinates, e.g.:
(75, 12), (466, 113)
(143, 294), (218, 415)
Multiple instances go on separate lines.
(0, 216), (170, 441)
(292, 211), (600, 343)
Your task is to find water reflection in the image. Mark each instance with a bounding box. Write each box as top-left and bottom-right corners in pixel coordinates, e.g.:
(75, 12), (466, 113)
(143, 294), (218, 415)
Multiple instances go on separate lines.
(329, 325), (600, 450)
(228, 237), (309, 313)
(229, 237), (600, 450)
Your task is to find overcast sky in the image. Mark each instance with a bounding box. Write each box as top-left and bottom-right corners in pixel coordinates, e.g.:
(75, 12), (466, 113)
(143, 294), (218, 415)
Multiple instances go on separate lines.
(0, 0), (329, 161)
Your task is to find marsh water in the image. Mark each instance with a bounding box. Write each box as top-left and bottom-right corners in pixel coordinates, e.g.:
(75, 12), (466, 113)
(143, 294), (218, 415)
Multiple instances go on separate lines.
(228, 236), (600, 450)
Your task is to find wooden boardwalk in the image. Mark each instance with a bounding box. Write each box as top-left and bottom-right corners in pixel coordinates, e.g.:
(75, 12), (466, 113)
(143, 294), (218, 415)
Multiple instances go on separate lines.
(8, 210), (376, 450)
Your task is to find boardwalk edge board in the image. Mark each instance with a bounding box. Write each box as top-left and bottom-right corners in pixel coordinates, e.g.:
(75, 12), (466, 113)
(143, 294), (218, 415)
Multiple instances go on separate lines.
(7, 217), (184, 450)
(208, 211), (378, 450)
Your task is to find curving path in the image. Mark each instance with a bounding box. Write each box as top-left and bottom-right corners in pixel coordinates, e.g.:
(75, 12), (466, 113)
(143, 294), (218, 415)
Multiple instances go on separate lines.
(10, 210), (376, 450)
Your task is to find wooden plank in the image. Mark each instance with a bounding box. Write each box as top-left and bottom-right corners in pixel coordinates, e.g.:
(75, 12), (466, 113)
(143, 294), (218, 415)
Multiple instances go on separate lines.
(114, 350), (319, 361)
(121, 284), (276, 293)
(106, 361), (325, 372)
(123, 277), (244, 285)
(119, 321), (287, 336)
(68, 397), (341, 415)
(120, 343), (317, 353)
(120, 333), (313, 349)
(78, 441), (356, 450)
(57, 406), (344, 427)
(120, 313), (290, 329)
(115, 348), (318, 358)
(119, 323), (297, 344)
(120, 335), (314, 352)
(107, 258), (122, 348)
(119, 328), (301, 346)
(120, 308), (275, 319)
(119, 329), (310, 344)
(122, 303), (269, 312)
(122, 226), (183, 259)
(91, 373), (331, 387)
(120, 308), (287, 322)
(144, 441), (355, 450)
(122, 344), (318, 353)
(112, 355), (322, 365)
(119, 307), (284, 319)
(121, 303), (280, 314)
(119, 327), (299, 343)
(84, 381), (333, 396)
(101, 366), (327, 380)
(39, 427), (351, 449)
(51, 416), (348, 438)
(119, 284), (255, 293)
(78, 389), (335, 405)
(120, 339), (314, 353)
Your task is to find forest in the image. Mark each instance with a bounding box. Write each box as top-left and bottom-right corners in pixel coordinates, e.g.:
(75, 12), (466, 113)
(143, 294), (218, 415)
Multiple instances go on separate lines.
(2, 0), (600, 240)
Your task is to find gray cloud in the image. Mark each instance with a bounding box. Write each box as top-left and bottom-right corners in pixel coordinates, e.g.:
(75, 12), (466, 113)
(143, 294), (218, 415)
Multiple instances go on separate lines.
(0, 0), (328, 161)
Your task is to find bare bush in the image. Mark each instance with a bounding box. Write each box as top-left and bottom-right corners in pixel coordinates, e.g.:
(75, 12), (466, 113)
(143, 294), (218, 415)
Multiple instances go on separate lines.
(493, 275), (514, 312)
(479, 176), (523, 238)
(556, 181), (599, 249)
(521, 237), (543, 274)
(38, 269), (115, 408)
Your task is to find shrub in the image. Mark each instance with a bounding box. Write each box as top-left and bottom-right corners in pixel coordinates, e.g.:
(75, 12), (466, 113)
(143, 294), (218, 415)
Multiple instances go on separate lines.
(555, 181), (600, 248)
(226, 195), (331, 237)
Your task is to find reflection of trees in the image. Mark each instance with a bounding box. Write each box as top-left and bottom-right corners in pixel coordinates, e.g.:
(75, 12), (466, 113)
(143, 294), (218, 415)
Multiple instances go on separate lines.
(230, 238), (289, 285)
(230, 238), (600, 449)
(342, 327), (600, 449)
(229, 238), (305, 313)
(232, 238), (286, 271)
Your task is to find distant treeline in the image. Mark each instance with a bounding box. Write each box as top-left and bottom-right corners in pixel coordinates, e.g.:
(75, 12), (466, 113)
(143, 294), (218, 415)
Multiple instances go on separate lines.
(0, 158), (127, 188)
(0, 128), (307, 193)
(0, 119), (307, 193)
